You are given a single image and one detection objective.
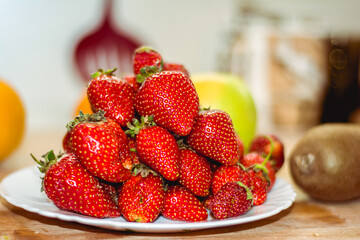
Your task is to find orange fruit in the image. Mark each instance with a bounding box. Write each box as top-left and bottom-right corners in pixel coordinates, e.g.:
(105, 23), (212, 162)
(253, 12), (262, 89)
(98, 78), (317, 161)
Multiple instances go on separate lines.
(74, 90), (93, 116)
(0, 79), (26, 161)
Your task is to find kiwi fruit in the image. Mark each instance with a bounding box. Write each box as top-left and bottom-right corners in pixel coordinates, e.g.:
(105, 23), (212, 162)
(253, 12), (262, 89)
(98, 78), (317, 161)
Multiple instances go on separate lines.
(289, 123), (360, 201)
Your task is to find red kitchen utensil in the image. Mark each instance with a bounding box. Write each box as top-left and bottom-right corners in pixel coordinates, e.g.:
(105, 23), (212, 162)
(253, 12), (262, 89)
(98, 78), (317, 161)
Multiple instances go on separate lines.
(74, 0), (141, 83)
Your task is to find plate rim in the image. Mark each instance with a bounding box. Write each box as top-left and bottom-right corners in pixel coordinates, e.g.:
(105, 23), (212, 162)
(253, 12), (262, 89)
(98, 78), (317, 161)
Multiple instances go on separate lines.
(0, 165), (296, 232)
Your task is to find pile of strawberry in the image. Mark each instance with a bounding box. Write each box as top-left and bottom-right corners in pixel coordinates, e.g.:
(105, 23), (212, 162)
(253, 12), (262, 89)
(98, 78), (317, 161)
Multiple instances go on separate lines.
(32, 46), (284, 222)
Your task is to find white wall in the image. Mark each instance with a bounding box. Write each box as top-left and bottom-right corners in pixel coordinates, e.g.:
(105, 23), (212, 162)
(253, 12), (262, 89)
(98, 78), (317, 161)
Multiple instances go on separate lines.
(0, 0), (235, 131)
(1, 0), (360, 131)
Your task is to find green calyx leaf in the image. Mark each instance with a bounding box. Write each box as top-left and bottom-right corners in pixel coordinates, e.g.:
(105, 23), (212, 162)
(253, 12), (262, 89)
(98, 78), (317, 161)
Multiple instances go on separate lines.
(135, 46), (156, 54)
(125, 120), (141, 138)
(125, 115), (156, 138)
(91, 67), (117, 79)
(66, 110), (107, 131)
(236, 181), (253, 201)
(31, 150), (62, 173)
(136, 61), (163, 84)
(134, 217), (143, 223)
(176, 139), (196, 152)
(200, 106), (211, 111)
(132, 163), (157, 178)
(30, 150), (64, 192)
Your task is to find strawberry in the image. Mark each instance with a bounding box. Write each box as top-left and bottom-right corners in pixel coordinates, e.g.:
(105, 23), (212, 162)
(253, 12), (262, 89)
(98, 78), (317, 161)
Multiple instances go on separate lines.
(211, 163), (267, 205)
(203, 194), (214, 209)
(133, 46), (163, 83)
(209, 182), (253, 219)
(127, 136), (140, 166)
(241, 152), (276, 192)
(118, 167), (165, 223)
(87, 68), (135, 127)
(249, 134), (284, 172)
(62, 131), (71, 153)
(187, 109), (240, 165)
(211, 164), (250, 195)
(247, 169), (268, 206)
(127, 116), (180, 181)
(235, 132), (245, 161)
(163, 62), (189, 78)
(31, 151), (121, 218)
(67, 111), (132, 183)
(98, 180), (120, 206)
(124, 74), (140, 93)
(134, 71), (200, 136)
(178, 148), (212, 197)
(162, 185), (208, 222)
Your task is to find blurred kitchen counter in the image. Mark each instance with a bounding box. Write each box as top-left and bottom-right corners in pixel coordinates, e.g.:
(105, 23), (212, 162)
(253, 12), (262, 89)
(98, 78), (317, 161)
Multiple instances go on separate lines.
(1, 127), (360, 239)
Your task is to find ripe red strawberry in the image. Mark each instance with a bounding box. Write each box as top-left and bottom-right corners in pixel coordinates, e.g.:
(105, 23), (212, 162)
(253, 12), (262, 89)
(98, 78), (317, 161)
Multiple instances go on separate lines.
(187, 109), (240, 165)
(98, 180), (120, 206)
(249, 134), (284, 172)
(247, 169), (268, 206)
(209, 182), (253, 219)
(124, 74), (140, 93)
(235, 132), (245, 161)
(163, 62), (189, 78)
(133, 46), (163, 82)
(211, 164), (250, 195)
(241, 152), (276, 191)
(162, 185), (208, 222)
(127, 136), (140, 166)
(127, 116), (180, 181)
(31, 151), (121, 218)
(67, 111), (132, 183)
(134, 71), (200, 136)
(87, 68), (135, 127)
(178, 148), (212, 197)
(118, 169), (165, 223)
(203, 194), (214, 209)
(62, 131), (71, 153)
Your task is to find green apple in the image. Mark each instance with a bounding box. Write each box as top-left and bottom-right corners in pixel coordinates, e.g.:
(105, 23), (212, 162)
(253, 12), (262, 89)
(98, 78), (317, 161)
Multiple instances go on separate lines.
(191, 73), (257, 150)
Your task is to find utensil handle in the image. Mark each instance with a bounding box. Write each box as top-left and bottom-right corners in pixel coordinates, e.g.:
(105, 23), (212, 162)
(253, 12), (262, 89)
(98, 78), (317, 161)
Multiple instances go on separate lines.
(103, 0), (113, 24)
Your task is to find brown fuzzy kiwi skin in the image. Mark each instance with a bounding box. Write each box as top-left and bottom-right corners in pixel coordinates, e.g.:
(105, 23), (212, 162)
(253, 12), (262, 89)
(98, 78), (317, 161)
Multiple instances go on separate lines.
(289, 123), (360, 201)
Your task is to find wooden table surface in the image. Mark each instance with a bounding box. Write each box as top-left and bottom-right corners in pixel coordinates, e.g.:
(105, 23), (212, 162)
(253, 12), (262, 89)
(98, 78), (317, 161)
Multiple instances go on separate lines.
(1, 127), (360, 239)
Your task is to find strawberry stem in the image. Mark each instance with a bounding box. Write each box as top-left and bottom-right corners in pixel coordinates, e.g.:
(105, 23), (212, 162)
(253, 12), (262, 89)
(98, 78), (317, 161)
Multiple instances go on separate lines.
(31, 150), (64, 192)
(261, 136), (274, 167)
(31, 150), (61, 173)
(236, 181), (253, 201)
(237, 162), (247, 171)
(250, 136), (274, 185)
(253, 136), (274, 172)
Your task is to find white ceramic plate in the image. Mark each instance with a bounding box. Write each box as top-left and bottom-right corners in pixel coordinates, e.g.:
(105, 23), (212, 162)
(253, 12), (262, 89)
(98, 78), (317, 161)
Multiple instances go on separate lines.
(0, 166), (296, 233)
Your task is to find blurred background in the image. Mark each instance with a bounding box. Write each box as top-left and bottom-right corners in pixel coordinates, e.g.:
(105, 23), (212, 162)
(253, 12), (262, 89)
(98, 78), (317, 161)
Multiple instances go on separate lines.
(0, 0), (234, 130)
(1, 0), (360, 161)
